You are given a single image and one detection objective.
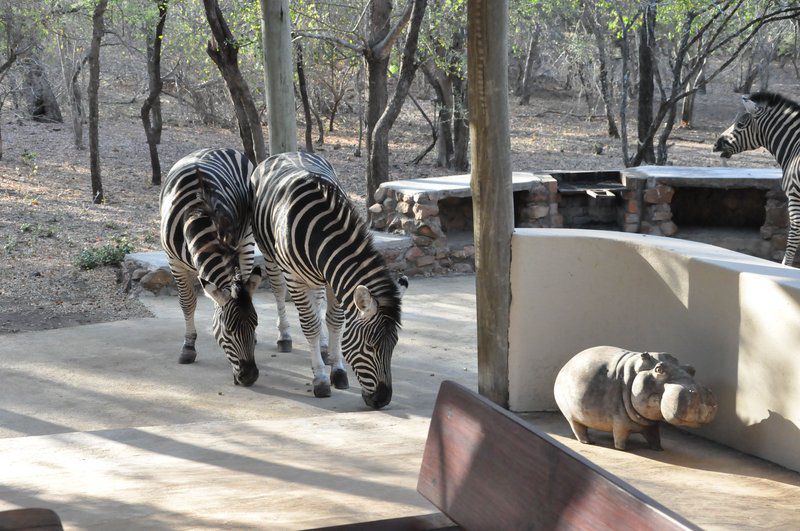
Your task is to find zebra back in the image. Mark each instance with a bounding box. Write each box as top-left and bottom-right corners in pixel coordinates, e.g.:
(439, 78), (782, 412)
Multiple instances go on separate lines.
(160, 148), (256, 291)
(252, 152), (402, 321)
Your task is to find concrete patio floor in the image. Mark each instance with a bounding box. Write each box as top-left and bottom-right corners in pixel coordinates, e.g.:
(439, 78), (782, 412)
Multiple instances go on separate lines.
(1, 273), (799, 529)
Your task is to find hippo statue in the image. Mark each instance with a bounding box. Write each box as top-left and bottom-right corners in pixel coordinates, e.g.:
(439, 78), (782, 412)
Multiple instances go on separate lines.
(554, 346), (717, 450)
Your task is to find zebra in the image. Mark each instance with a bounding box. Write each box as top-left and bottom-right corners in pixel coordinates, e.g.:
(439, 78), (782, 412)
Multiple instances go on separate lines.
(160, 148), (263, 386)
(251, 151), (408, 409)
(714, 92), (800, 266)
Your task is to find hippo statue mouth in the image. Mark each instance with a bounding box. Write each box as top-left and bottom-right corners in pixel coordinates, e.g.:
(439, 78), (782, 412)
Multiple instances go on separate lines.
(660, 384), (718, 428)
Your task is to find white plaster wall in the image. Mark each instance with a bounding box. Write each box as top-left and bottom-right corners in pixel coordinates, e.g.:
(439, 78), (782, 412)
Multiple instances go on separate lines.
(509, 228), (800, 471)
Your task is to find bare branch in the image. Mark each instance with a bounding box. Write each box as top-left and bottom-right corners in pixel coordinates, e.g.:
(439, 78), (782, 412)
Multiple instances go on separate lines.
(372, 0), (413, 59)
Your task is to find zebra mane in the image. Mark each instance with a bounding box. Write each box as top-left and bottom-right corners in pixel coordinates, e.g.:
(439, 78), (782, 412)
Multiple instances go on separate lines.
(308, 173), (403, 326)
(749, 92), (800, 113)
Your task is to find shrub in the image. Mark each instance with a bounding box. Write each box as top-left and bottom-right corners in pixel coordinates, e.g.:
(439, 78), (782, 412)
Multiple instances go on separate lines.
(76, 237), (134, 270)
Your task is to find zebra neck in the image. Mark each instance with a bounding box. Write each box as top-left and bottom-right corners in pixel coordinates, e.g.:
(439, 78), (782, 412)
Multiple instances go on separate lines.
(328, 255), (390, 315)
(763, 106), (800, 167)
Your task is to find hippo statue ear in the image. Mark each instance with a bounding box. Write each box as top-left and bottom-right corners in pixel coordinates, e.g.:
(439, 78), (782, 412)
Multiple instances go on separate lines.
(640, 352), (653, 361)
(682, 364), (696, 377)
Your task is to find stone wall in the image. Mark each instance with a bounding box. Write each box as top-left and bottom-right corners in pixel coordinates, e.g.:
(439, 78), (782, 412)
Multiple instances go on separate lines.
(371, 176), (561, 275)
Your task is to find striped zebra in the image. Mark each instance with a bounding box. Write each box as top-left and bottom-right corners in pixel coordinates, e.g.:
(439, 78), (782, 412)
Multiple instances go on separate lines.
(251, 152), (408, 409)
(714, 92), (800, 266)
(160, 148), (262, 386)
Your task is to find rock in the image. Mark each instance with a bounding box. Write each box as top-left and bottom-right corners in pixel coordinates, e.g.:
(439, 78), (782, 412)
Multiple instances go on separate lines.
(404, 246), (424, 260)
(624, 213), (640, 224)
(660, 221), (678, 237)
(412, 235), (434, 247)
(626, 200), (639, 214)
(643, 185), (675, 204)
(383, 197), (397, 211)
(416, 255), (436, 267)
(374, 187), (387, 203)
(623, 223), (639, 233)
(760, 226), (775, 240)
(463, 245), (475, 257)
(132, 268), (149, 281)
(416, 219), (445, 239)
(397, 201), (413, 215)
(368, 203), (384, 214)
(647, 204), (672, 222)
(531, 205), (550, 219)
(139, 269), (173, 293)
(413, 202), (440, 220)
(452, 262), (474, 273)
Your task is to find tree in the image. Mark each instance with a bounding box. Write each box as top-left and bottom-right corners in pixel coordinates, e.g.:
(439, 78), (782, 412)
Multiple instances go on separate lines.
(260, 0), (297, 155)
(87, 0), (108, 204)
(295, 41), (314, 152)
(369, 0), (428, 205)
(203, 0), (267, 163)
(141, 0), (168, 186)
(637, 0), (656, 164)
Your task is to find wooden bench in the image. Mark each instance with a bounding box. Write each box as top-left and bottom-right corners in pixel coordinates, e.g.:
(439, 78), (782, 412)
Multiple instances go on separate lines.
(314, 380), (696, 530)
(0, 508), (62, 531)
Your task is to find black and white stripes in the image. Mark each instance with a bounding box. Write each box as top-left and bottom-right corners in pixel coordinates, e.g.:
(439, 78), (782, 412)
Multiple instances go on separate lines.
(714, 92), (800, 266)
(160, 148), (262, 385)
(251, 152), (407, 409)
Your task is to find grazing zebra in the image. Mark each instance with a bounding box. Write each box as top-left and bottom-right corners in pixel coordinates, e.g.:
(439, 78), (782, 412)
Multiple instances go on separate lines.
(714, 92), (800, 266)
(251, 152), (408, 409)
(160, 148), (262, 386)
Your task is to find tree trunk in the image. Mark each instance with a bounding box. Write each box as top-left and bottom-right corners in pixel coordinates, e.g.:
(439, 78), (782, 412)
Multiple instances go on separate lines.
(23, 55), (63, 123)
(637, 0), (656, 165)
(365, 0), (393, 207)
(451, 27), (469, 172)
(421, 60), (453, 168)
(370, 0), (427, 205)
(583, 9), (619, 138)
(355, 60), (365, 157)
(70, 60), (86, 149)
(519, 29), (540, 105)
(295, 41), (313, 153)
(203, 0), (267, 163)
(88, 0), (108, 204)
(468, 0), (512, 408)
(260, 0), (297, 155)
(141, 0), (168, 186)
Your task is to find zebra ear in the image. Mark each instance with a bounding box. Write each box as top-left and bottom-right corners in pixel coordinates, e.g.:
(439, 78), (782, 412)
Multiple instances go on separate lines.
(397, 275), (409, 298)
(742, 96), (759, 114)
(200, 277), (231, 307)
(246, 266), (263, 294)
(354, 285), (378, 320)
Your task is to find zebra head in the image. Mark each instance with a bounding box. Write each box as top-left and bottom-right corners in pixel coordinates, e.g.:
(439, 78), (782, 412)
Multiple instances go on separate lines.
(201, 266), (262, 386)
(343, 275), (409, 409)
(714, 95), (767, 158)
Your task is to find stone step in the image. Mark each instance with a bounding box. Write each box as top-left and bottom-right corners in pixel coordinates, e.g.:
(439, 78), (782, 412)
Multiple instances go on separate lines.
(123, 231), (413, 295)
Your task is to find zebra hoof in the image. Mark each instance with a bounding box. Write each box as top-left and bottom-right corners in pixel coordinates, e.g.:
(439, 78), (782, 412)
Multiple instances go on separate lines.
(277, 339), (292, 353)
(331, 368), (349, 390)
(313, 378), (332, 398)
(179, 346), (197, 364)
(321, 345), (330, 365)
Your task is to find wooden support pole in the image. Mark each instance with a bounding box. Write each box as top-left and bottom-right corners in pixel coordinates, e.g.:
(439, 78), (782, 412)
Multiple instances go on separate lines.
(260, 0), (297, 155)
(468, 0), (512, 407)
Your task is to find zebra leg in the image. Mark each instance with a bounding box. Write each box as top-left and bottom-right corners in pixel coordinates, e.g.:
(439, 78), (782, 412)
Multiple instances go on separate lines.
(169, 260), (199, 364)
(325, 285), (348, 390)
(783, 195), (800, 266)
(286, 280), (330, 398)
(312, 287), (330, 364)
(264, 258), (292, 352)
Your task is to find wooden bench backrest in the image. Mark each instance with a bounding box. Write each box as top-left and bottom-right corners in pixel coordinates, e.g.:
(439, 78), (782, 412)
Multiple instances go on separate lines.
(417, 381), (698, 530)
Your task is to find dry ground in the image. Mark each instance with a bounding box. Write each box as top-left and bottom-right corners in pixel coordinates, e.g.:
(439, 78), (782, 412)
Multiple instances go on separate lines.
(0, 68), (795, 333)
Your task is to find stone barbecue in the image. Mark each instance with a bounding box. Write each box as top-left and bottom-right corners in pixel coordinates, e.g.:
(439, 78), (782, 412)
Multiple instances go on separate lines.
(369, 166), (788, 275)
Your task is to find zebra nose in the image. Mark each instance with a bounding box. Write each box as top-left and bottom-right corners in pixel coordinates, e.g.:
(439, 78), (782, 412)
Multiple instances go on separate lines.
(713, 137), (725, 151)
(362, 383), (392, 410)
(234, 364), (259, 387)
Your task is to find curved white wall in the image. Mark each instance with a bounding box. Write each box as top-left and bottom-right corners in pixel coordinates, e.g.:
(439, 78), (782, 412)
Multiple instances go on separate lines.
(509, 228), (800, 471)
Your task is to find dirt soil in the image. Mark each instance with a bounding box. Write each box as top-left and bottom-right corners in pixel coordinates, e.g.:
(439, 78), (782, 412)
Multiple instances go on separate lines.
(0, 68), (794, 334)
